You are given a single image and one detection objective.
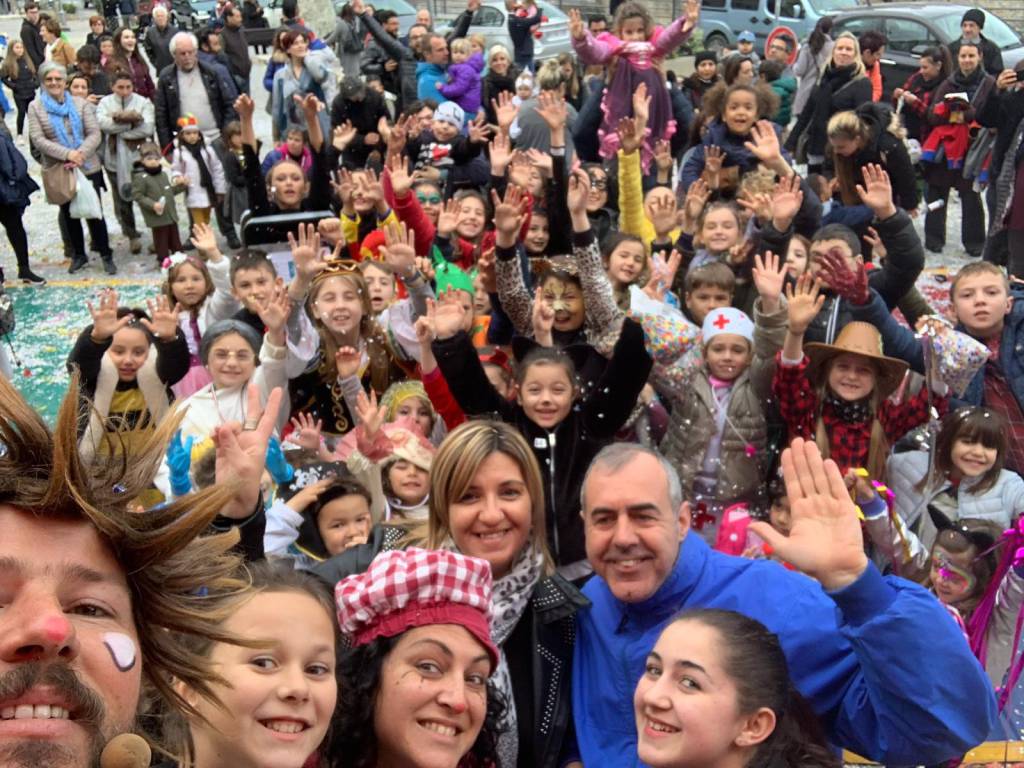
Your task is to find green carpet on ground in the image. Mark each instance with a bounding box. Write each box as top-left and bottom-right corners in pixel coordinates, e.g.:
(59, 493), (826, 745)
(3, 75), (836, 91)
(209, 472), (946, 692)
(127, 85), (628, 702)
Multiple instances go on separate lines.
(6, 279), (160, 423)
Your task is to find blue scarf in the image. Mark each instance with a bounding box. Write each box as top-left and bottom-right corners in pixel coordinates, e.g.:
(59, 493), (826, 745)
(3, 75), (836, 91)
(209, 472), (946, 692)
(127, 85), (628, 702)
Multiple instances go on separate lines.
(39, 90), (83, 150)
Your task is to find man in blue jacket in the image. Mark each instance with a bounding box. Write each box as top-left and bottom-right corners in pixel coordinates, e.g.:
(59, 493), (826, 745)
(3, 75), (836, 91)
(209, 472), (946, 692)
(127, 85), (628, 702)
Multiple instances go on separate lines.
(573, 439), (997, 766)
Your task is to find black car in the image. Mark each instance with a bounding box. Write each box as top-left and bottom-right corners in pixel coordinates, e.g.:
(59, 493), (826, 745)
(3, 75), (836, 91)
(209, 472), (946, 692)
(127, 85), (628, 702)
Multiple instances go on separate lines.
(830, 2), (1024, 99)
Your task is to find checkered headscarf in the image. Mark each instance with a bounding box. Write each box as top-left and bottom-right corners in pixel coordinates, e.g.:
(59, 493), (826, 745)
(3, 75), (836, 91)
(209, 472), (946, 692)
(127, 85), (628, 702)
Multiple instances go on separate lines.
(335, 548), (499, 668)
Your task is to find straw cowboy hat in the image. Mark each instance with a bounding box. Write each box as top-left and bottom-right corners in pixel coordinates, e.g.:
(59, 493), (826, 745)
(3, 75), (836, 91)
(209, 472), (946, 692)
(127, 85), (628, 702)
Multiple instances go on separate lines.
(805, 322), (909, 400)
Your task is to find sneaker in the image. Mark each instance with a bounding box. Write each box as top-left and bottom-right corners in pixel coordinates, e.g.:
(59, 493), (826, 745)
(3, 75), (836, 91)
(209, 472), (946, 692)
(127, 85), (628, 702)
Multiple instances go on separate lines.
(68, 255), (89, 274)
(102, 256), (118, 276)
(129, 237), (143, 255)
(18, 270), (47, 286)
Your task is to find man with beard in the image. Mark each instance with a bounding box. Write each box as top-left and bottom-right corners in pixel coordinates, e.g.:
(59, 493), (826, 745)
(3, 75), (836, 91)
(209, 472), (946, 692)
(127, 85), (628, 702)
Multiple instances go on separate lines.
(0, 374), (280, 767)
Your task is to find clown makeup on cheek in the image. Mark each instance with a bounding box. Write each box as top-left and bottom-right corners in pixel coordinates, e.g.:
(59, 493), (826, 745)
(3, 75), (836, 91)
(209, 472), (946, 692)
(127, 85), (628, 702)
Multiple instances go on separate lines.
(103, 632), (138, 672)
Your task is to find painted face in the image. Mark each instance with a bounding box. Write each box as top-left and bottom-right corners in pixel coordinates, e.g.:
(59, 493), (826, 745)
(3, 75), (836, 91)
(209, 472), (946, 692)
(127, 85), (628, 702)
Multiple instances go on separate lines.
(108, 326), (150, 382)
(186, 591), (337, 767)
(311, 276), (364, 337)
(697, 59), (717, 79)
(171, 262), (209, 308)
(269, 161), (307, 210)
(618, 16), (648, 43)
(317, 494), (372, 554)
(0, 507), (141, 767)
(540, 276), (585, 332)
(447, 451), (533, 579)
(415, 184), (442, 224)
(583, 452), (688, 603)
(233, 266), (278, 309)
(685, 285), (731, 325)
(607, 240), (646, 287)
(950, 436), (998, 479)
(518, 361), (574, 429)
(455, 197), (485, 241)
(704, 334), (751, 382)
(831, 37), (857, 67)
(784, 239), (808, 278)
(827, 353), (877, 402)
(387, 459), (431, 506)
(432, 118), (459, 142)
(769, 496), (791, 536)
(525, 214), (550, 254)
(723, 90), (757, 134)
(373, 625), (490, 768)
(489, 52), (510, 75)
(635, 621), (764, 768)
(952, 272), (1012, 338)
(206, 332), (257, 390)
(362, 263), (396, 314)
(929, 546), (977, 605)
(395, 397), (433, 437)
(700, 208), (740, 254)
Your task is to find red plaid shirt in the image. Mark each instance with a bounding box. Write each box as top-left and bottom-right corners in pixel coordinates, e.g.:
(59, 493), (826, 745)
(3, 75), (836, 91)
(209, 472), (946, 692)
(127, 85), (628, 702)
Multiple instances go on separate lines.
(982, 335), (1024, 474)
(773, 355), (945, 474)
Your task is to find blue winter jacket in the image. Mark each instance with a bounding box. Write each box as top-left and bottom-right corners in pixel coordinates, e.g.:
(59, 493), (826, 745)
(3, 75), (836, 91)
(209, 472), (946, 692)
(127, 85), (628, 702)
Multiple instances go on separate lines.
(573, 534), (997, 766)
(416, 61), (449, 104)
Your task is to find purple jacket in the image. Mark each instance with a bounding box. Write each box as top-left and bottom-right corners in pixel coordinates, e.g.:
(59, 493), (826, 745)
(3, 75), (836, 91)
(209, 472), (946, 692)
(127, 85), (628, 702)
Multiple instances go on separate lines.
(439, 52), (484, 117)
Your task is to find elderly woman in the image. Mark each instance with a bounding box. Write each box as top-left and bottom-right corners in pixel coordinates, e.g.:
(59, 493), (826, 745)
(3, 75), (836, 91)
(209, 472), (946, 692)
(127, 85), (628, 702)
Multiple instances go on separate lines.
(40, 17), (76, 69)
(28, 62), (116, 275)
(317, 420), (587, 768)
(271, 29), (333, 139)
(107, 26), (155, 99)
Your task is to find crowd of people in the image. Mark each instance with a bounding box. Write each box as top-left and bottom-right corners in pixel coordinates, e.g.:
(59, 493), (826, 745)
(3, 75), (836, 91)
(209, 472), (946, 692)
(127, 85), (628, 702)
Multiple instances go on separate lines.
(1, 0), (1024, 766)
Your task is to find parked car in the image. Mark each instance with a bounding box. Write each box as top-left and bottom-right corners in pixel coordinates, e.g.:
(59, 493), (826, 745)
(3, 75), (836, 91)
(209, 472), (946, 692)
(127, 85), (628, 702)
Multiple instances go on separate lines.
(249, 0), (416, 47)
(699, 0), (859, 53)
(169, 0), (216, 30)
(830, 2), (1024, 100)
(436, 1), (572, 63)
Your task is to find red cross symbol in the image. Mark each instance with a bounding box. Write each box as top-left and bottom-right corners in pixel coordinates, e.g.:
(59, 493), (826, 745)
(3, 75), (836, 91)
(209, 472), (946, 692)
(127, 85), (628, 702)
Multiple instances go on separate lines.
(713, 314), (730, 330)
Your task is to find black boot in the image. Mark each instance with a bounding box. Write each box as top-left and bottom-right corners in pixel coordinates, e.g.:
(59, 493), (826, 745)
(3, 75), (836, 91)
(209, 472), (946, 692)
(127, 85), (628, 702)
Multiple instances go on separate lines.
(101, 254), (118, 275)
(68, 255), (89, 274)
(18, 269), (46, 286)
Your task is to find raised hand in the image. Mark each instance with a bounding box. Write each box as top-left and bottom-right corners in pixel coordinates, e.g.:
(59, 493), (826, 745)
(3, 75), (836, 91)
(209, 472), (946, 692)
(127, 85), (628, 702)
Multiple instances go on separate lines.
(568, 7), (585, 39)
(654, 139), (673, 174)
(190, 221), (219, 257)
(255, 285), (291, 337)
(490, 130), (513, 174)
(414, 256), (436, 283)
(357, 167), (385, 208)
(87, 289), (132, 342)
(414, 311), (436, 345)
(727, 239), (755, 267)
(213, 385), (283, 519)
(335, 345), (362, 379)
(855, 163), (897, 220)
(748, 437), (869, 591)
(567, 167), (592, 218)
(436, 198), (461, 238)
(743, 120), (786, 172)
(862, 226), (887, 263)
(704, 144), (724, 175)
(818, 248), (869, 305)
(784, 273), (825, 334)
(683, 0), (701, 29)
(380, 220), (418, 278)
(332, 121), (357, 151)
(288, 222), (328, 284)
(737, 190), (773, 226)
(536, 89), (568, 133)
(507, 150), (533, 190)
(532, 285), (555, 346)
(234, 93), (255, 120)
(491, 184), (529, 239)
(317, 216), (342, 246)
(770, 174), (804, 231)
(526, 148), (554, 178)
(467, 114), (491, 144)
(632, 82), (650, 128)
(298, 92), (322, 116)
(386, 113), (409, 156)
(682, 178), (710, 232)
(647, 194), (679, 239)
(289, 412), (324, 453)
(142, 294), (182, 340)
(751, 251), (787, 312)
(331, 168), (356, 212)
(387, 153), (414, 198)
(617, 116), (643, 155)
(476, 247), (497, 293)
(431, 289), (468, 339)
(355, 388), (387, 439)
(492, 91), (520, 132)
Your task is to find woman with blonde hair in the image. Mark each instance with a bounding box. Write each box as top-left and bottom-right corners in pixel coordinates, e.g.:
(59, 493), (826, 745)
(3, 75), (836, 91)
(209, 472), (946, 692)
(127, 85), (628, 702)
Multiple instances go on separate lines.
(315, 420), (587, 768)
(786, 31), (871, 174)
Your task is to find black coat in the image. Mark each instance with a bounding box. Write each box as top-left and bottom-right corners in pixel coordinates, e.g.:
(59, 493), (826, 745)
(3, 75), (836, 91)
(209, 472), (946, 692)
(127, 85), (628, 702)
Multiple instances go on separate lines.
(431, 317), (653, 567)
(0, 128), (39, 207)
(220, 24), (252, 80)
(1, 57), (38, 101)
(330, 90), (391, 168)
(20, 19), (45, 69)
(844, 101), (920, 213)
(949, 35), (1004, 78)
(787, 66), (872, 158)
(154, 60), (239, 148)
(143, 22), (179, 74)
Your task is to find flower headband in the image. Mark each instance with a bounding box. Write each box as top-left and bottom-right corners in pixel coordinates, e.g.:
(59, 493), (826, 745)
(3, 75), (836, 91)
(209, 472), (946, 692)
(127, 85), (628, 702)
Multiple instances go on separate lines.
(161, 251), (198, 279)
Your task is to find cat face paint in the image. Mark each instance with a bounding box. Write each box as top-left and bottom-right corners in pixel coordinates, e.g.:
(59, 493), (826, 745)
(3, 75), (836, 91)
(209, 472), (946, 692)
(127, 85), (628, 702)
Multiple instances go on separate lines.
(103, 632), (138, 672)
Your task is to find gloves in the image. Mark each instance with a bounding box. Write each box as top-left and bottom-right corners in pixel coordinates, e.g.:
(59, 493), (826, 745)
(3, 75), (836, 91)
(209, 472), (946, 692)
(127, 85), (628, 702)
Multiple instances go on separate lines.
(265, 436), (295, 484)
(167, 430), (195, 497)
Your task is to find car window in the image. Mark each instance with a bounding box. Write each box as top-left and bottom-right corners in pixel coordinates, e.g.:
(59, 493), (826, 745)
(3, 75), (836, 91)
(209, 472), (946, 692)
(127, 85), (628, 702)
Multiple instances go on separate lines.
(475, 5), (503, 26)
(733, 0), (759, 10)
(372, 0), (416, 13)
(537, 3), (566, 20)
(831, 15), (883, 40)
(933, 10), (1022, 51)
(766, 0), (806, 20)
(702, 0), (726, 8)
(805, 0), (857, 12)
(884, 17), (937, 54)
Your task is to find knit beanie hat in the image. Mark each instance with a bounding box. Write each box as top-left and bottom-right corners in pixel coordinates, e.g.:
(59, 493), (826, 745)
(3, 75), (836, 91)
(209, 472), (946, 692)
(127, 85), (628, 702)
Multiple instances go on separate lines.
(434, 101), (465, 131)
(962, 8), (985, 29)
(694, 50), (717, 67)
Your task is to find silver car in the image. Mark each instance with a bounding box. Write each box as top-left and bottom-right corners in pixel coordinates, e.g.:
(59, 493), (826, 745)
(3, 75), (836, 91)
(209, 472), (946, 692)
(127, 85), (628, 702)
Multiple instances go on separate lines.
(437, 1), (573, 63)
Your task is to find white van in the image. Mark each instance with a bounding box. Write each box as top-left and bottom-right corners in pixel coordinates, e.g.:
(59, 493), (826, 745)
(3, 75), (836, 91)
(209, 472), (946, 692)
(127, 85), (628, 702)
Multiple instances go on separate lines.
(699, 0), (860, 53)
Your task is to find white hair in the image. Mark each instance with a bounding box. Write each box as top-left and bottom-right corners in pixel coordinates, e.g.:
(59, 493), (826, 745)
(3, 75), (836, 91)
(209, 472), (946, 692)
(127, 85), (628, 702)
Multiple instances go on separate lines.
(152, 4), (168, 17)
(168, 31), (198, 54)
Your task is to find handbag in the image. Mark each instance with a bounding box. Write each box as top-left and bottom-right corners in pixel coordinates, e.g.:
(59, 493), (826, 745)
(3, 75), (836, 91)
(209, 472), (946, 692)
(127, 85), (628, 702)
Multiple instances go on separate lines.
(41, 162), (77, 205)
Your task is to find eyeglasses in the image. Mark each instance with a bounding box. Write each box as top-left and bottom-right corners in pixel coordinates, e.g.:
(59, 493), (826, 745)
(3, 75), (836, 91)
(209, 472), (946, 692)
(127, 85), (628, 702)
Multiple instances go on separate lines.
(587, 176), (608, 191)
(770, 44), (788, 52)
(211, 349), (255, 363)
(44, 76), (65, 83)
(417, 194), (442, 205)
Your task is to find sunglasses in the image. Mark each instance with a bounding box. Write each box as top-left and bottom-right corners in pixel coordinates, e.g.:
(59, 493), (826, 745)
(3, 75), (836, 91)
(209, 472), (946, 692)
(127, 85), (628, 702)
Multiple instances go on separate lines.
(417, 194), (442, 205)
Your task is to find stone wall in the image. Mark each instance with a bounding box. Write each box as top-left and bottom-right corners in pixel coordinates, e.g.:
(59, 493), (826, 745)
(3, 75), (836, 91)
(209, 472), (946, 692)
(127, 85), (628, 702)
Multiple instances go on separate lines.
(977, 0), (1023, 36)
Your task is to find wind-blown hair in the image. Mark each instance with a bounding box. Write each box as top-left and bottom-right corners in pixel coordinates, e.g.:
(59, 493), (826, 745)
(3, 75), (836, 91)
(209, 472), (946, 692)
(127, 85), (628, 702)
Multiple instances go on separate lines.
(0, 372), (251, 738)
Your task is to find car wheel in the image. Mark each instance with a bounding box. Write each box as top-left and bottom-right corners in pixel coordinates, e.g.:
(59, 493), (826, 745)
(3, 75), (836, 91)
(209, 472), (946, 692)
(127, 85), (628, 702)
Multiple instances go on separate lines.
(704, 32), (728, 55)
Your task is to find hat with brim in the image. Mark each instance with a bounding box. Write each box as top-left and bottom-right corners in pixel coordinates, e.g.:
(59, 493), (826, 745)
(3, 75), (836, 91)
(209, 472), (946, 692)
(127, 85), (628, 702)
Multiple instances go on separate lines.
(805, 322), (908, 400)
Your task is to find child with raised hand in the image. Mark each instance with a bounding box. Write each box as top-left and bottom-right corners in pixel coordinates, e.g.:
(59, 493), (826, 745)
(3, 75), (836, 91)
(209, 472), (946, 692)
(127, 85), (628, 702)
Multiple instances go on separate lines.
(430, 281), (653, 577)
(70, 288), (189, 465)
(773, 273), (942, 482)
(660, 251), (789, 546)
(568, 0), (701, 171)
